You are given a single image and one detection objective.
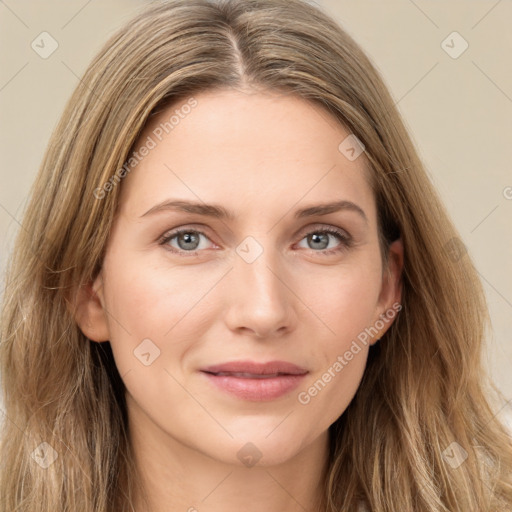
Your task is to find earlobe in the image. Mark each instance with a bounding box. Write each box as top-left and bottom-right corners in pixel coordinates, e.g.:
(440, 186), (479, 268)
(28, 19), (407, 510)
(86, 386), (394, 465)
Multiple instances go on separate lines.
(69, 273), (110, 343)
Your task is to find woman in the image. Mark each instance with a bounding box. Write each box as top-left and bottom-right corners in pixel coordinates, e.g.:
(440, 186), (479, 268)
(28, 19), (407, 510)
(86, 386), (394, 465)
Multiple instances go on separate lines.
(1, 0), (511, 510)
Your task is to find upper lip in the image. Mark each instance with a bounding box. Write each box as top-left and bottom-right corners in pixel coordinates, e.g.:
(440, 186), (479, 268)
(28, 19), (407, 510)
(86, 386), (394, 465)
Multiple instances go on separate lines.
(201, 360), (308, 376)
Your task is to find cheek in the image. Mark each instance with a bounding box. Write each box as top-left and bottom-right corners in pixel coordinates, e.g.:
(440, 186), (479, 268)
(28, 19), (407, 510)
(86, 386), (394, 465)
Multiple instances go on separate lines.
(296, 346), (367, 433)
(298, 255), (382, 345)
(294, 292), (375, 429)
(100, 250), (220, 375)
(292, 259), (381, 420)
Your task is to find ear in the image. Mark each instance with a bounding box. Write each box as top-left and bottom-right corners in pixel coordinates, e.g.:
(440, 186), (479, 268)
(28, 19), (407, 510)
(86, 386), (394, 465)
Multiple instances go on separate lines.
(69, 272), (110, 342)
(370, 237), (404, 345)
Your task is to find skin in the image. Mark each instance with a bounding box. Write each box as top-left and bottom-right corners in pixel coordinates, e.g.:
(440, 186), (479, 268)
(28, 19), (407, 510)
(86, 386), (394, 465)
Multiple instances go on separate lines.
(75, 88), (403, 512)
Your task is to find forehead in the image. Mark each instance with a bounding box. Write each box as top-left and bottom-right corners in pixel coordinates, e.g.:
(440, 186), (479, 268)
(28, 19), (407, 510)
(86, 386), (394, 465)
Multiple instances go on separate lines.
(118, 88), (375, 223)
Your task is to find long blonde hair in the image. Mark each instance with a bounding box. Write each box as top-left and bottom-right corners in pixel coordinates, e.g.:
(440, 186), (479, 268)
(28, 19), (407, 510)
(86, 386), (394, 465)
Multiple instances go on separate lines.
(1, 0), (511, 510)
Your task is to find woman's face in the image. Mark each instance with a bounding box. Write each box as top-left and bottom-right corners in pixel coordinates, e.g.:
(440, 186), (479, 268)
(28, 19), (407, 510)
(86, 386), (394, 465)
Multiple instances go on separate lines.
(78, 88), (402, 467)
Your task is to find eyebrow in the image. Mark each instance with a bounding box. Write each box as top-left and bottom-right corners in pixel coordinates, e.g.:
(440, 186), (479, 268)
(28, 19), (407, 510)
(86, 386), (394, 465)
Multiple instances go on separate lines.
(140, 199), (368, 224)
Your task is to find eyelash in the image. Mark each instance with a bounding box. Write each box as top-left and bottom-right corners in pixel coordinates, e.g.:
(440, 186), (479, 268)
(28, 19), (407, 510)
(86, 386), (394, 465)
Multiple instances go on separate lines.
(158, 226), (353, 257)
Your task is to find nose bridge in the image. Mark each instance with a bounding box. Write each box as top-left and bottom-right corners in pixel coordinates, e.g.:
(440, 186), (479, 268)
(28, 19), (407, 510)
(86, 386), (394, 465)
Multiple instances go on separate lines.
(235, 233), (286, 301)
(224, 233), (296, 336)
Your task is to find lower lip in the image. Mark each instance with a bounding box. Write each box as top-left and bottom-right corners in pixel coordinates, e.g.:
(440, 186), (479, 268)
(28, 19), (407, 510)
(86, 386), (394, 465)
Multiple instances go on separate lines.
(201, 372), (307, 401)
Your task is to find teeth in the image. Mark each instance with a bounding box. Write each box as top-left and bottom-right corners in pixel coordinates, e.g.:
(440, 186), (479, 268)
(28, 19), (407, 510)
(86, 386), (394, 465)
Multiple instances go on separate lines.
(214, 372), (284, 378)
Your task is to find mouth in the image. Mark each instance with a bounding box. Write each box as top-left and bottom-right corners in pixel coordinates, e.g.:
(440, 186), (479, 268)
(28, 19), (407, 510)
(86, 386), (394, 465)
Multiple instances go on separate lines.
(199, 360), (308, 401)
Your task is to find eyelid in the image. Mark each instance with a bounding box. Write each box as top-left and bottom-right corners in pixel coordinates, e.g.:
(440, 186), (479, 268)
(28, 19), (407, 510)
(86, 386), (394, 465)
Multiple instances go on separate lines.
(296, 222), (351, 239)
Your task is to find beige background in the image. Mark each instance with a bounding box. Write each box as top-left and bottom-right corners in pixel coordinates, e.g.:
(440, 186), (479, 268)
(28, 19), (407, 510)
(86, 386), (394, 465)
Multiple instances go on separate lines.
(1, 1), (511, 424)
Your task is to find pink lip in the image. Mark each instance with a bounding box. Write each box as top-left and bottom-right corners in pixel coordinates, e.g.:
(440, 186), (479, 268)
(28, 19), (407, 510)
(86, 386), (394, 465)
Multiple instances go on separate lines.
(200, 360), (309, 401)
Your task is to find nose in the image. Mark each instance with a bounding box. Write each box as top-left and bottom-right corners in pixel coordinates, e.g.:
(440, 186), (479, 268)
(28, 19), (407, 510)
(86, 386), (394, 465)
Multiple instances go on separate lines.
(223, 244), (298, 339)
